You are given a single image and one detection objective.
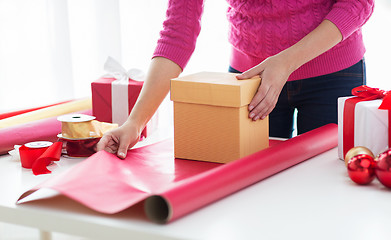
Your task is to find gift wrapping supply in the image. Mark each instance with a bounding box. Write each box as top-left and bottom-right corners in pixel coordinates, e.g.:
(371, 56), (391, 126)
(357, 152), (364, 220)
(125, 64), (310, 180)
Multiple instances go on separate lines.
(0, 109), (92, 155)
(0, 100), (71, 120)
(18, 141), (63, 175)
(57, 113), (116, 157)
(58, 114), (118, 139)
(0, 98), (92, 130)
(19, 141), (53, 169)
(18, 124), (338, 223)
(61, 120), (117, 139)
(60, 137), (100, 158)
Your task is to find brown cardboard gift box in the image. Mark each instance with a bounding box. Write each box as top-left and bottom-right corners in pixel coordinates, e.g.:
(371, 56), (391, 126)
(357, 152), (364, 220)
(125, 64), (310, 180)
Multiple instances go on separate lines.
(171, 72), (269, 163)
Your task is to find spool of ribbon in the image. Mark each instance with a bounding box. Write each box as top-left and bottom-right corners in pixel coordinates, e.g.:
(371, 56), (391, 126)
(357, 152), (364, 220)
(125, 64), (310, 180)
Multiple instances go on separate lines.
(58, 114), (118, 139)
(58, 113), (117, 157)
(60, 138), (101, 158)
(19, 141), (63, 175)
(103, 56), (144, 125)
(343, 85), (391, 157)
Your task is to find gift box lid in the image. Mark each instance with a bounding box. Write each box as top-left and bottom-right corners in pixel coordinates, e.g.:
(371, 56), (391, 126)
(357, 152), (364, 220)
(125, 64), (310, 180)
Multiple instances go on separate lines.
(170, 72), (261, 107)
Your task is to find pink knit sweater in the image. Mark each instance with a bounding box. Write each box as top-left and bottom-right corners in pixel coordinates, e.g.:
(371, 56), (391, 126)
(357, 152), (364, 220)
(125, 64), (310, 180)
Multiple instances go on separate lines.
(153, 0), (374, 81)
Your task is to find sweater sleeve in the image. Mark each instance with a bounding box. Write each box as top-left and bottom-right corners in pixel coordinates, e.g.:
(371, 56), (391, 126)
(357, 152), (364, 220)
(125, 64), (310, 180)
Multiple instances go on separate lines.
(325, 0), (374, 40)
(152, 0), (204, 70)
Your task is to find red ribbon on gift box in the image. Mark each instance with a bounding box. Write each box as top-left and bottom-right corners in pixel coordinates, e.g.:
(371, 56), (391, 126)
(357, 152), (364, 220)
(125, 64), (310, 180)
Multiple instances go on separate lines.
(343, 85), (391, 157)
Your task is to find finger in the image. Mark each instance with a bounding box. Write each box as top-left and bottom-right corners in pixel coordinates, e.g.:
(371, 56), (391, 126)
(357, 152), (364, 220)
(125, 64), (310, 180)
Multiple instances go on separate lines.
(105, 144), (118, 154)
(96, 135), (110, 151)
(250, 100), (269, 120)
(250, 92), (278, 120)
(236, 65), (263, 80)
(117, 141), (130, 159)
(257, 105), (274, 120)
(248, 84), (269, 112)
(127, 136), (140, 150)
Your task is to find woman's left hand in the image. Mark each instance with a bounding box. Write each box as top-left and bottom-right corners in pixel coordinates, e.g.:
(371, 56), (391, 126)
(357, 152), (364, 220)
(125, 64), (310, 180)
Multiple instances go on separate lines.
(236, 54), (294, 121)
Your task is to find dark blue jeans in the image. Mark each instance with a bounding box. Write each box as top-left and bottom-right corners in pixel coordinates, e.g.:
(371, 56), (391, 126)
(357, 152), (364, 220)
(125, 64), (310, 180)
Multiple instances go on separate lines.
(229, 59), (366, 138)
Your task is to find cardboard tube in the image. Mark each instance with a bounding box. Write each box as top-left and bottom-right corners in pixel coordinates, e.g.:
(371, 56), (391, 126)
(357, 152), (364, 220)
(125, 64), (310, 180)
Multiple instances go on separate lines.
(145, 124), (338, 223)
(0, 98), (92, 129)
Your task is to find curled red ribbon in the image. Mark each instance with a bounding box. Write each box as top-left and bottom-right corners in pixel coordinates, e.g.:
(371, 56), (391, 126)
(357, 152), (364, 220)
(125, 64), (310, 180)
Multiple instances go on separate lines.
(19, 141), (63, 175)
(343, 85), (391, 157)
(351, 85), (388, 100)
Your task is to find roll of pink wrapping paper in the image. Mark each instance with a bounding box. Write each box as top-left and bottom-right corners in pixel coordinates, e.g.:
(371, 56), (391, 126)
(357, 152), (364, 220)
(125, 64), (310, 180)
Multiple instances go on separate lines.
(17, 124), (337, 224)
(0, 109), (92, 155)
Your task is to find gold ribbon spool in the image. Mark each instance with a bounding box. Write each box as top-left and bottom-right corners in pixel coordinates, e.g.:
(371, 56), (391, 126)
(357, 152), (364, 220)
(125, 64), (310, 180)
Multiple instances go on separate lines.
(58, 114), (118, 139)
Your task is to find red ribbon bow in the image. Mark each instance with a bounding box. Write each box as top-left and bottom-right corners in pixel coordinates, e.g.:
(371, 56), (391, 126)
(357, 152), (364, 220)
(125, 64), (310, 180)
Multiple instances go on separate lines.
(343, 85), (391, 158)
(352, 85), (391, 110)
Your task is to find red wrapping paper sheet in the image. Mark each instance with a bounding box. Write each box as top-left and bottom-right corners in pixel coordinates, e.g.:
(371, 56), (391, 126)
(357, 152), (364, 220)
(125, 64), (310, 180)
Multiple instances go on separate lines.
(0, 109), (92, 155)
(18, 124), (338, 223)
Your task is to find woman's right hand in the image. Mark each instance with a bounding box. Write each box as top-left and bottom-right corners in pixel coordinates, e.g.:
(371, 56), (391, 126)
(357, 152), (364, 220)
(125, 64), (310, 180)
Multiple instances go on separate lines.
(96, 121), (141, 159)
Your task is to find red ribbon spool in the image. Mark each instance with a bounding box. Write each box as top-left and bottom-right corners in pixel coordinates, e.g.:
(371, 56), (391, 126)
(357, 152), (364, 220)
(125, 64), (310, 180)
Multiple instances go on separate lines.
(19, 141), (63, 175)
(60, 138), (100, 157)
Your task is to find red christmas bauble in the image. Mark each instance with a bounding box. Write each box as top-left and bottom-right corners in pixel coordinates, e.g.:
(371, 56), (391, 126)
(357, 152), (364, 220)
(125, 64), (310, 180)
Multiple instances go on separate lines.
(347, 154), (375, 185)
(344, 146), (374, 166)
(375, 149), (391, 188)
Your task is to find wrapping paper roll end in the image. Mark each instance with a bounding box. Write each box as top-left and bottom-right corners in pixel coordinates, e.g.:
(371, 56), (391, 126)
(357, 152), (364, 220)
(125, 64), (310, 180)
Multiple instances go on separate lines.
(144, 195), (172, 224)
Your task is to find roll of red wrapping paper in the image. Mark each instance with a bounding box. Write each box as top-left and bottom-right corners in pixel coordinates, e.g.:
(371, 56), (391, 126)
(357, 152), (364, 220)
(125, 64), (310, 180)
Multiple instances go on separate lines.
(17, 124), (337, 223)
(0, 109), (92, 155)
(145, 123), (338, 223)
(0, 100), (71, 120)
(60, 137), (100, 157)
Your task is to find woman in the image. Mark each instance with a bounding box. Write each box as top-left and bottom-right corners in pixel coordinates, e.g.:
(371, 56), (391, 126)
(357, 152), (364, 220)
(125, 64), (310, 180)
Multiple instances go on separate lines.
(97, 0), (374, 158)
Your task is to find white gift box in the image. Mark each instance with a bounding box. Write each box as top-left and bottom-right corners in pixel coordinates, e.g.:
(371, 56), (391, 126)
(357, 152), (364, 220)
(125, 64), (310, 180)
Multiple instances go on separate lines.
(338, 96), (389, 160)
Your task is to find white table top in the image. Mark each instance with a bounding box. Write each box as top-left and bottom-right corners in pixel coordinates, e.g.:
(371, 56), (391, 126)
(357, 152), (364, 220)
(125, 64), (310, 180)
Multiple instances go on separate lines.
(1, 136), (391, 240)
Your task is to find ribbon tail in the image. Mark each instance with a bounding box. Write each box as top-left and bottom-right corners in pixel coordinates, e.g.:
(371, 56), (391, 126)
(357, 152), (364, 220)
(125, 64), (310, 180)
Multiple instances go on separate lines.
(343, 98), (361, 158)
(378, 93), (391, 149)
(379, 93), (391, 110)
(32, 159), (52, 175)
(32, 142), (63, 175)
